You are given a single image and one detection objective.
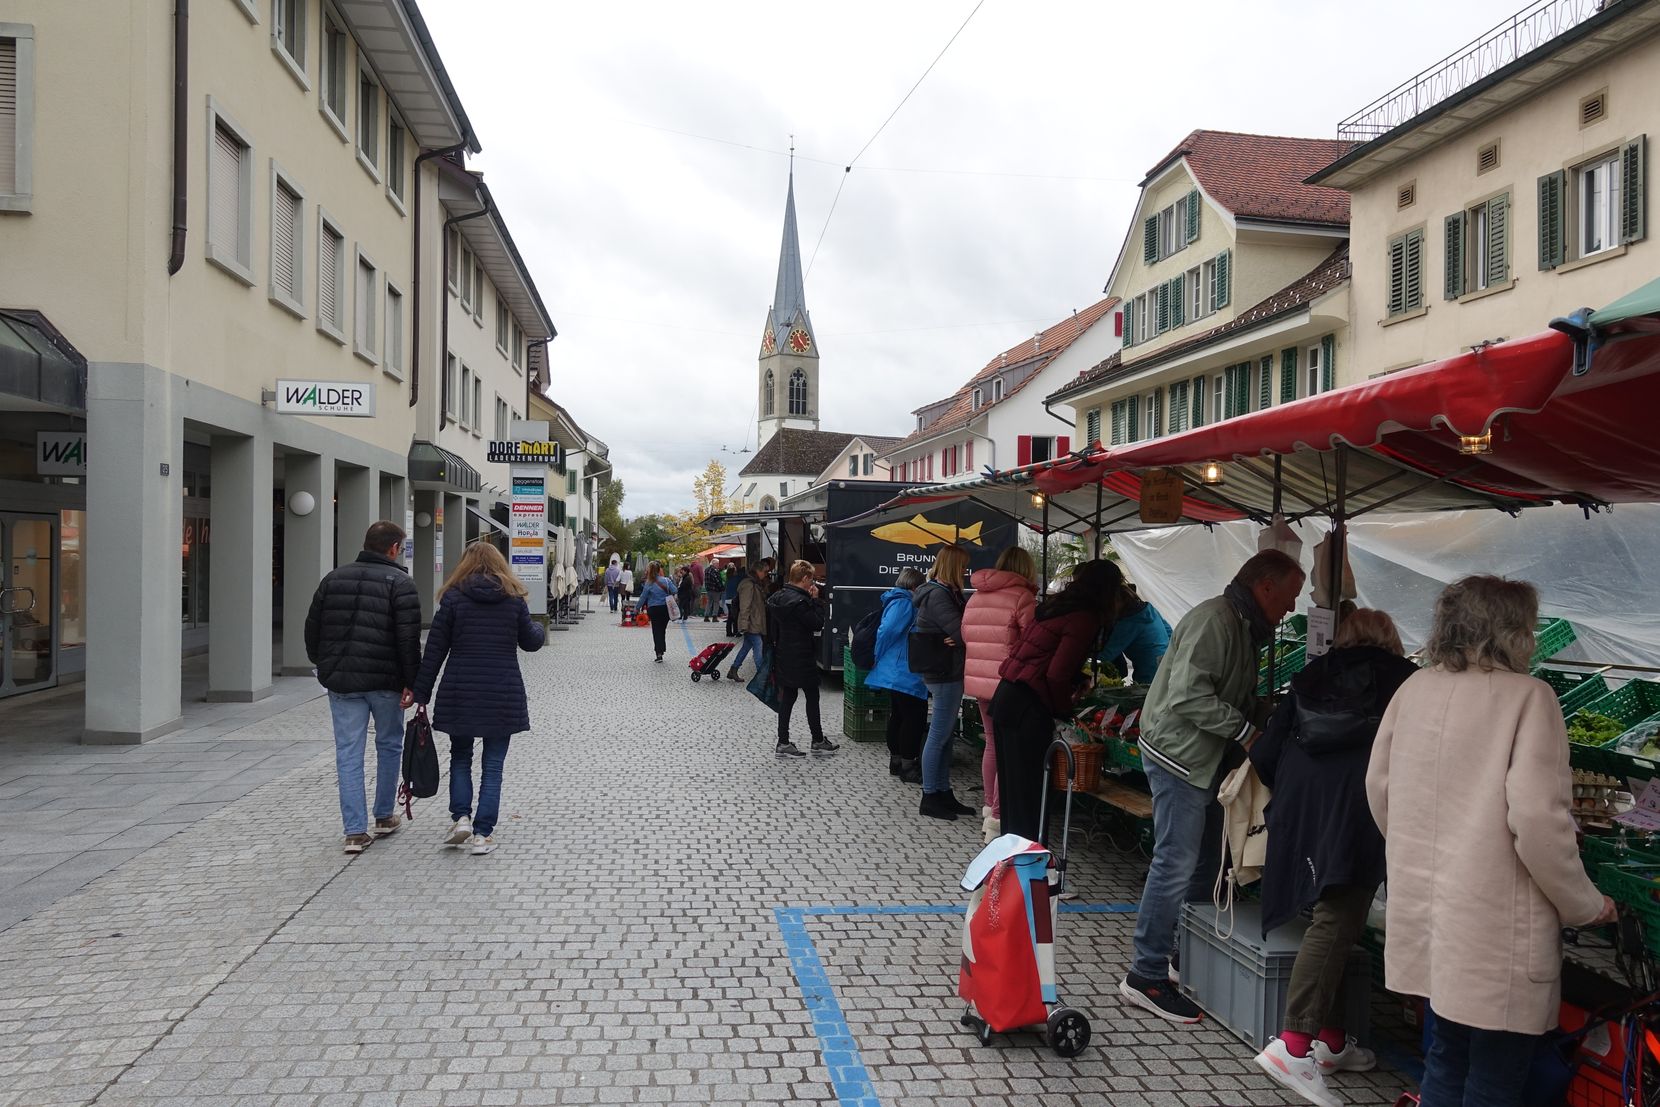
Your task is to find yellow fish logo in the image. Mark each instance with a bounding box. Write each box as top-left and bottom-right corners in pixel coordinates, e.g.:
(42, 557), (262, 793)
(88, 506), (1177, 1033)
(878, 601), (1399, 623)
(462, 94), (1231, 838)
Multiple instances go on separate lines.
(870, 515), (984, 548)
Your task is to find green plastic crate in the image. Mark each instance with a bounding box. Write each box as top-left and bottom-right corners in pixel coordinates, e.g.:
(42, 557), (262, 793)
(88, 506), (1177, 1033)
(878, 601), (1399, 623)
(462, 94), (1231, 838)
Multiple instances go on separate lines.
(1257, 642), (1308, 696)
(843, 686), (891, 712)
(842, 703), (889, 743)
(1592, 863), (1660, 957)
(1104, 737), (1143, 773)
(1537, 667), (1611, 719)
(842, 646), (871, 691)
(1584, 680), (1660, 731)
(1582, 834), (1660, 872)
(1531, 618), (1577, 667)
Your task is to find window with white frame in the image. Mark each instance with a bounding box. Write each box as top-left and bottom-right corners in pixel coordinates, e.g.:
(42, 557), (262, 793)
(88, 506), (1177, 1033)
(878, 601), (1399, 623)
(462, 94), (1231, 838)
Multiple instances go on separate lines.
(495, 396), (508, 440)
(320, 12), (347, 131)
(971, 387), (982, 410)
(460, 364), (472, 427)
(206, 105), (254, 282)
(1142, 188), (1198, 263)
(471, 259), (483, 322)
(1579, 151), (1623, 258)
(268, 166), (304, 314)
(272, 0), (305, 78)
(1444, 193), (1510, 298)
(446, 228), (460, 292)
(317, 213), (346, 340)
(1213, 374), (1225, 423)
(863, 453), (873, 476)
(848, 455), (859, 477)
(457, 246), (473, 311)
(0, 26), (35, 210)
(445, 353), (458, 419)
(511, 320), (522, 371)
(384, 284), (404, 377)
(354, 250), (377, 361)
(386, 114), (406, 204)
(472, 377), (481, 435)
(495, 301), (509, 353)
(992, 377), (1004, 402)
(356, 70), (378, 172)
(1186, 264), (1202, 320)
(1539, 139), (1647, 269)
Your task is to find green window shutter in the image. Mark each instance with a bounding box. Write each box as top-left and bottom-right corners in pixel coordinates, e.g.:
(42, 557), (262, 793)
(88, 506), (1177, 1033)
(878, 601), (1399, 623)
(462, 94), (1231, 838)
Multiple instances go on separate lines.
(1281, 348), (1298, 403)
(1152, 388), (1164, 436)
(1387, 236), (1406, 315)
(1123, 302), (1134, 347)
(1259, 355), (1273, 409)
(1321, 335), (1336, 392)
(1235, 363), (1251, 414)
(1144, 216), (1159, 263)
(1086, 407), (1102, 446)
(1126, 394), (1140, 442)
(1487, 194), (1508, 284)
(1169, 381), (1186, 432)
(1186, 188), (1200, 242)
(1623, 136), (1647, 244)
(1538, 170), (1566, 269)
(1170, 275), (1185, 327)
(1444, 212), (1465, 300)
(1215, 250), (1232, 308)
(1404, 230), (1424, 311)
(1109, 401), (1125, 445)
(1222, 365), (1236, 419)
(1191, 376), (1207, 427)
(1155, 283), (1170, 333)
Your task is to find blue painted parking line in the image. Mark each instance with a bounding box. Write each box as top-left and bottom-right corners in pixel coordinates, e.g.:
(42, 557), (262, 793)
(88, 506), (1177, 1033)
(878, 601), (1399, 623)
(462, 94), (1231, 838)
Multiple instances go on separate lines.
(775, 902), (1138, 1107)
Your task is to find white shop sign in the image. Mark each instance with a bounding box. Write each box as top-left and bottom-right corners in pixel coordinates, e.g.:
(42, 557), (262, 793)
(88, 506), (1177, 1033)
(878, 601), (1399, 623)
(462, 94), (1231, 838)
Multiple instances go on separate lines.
(36, 431), (87, 475)
(510, 468), (548, 617)
(272, 379), (376, 417)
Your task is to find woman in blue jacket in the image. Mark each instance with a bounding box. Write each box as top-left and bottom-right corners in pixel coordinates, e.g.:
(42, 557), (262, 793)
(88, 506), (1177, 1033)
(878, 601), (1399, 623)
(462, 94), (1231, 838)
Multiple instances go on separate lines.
(866, 568), (927, 783)
(413, 541), (546, 856)
(634, 561), (677, 662)
(1097, 583), (1172, 684)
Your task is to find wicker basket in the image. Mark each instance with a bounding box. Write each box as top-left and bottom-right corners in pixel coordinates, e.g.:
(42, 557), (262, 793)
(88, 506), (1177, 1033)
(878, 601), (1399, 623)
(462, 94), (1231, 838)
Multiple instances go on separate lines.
(1050, 741), (1104, 792)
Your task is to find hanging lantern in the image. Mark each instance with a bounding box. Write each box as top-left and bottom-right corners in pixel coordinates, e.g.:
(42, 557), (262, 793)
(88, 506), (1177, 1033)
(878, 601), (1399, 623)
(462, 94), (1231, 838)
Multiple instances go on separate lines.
(1199, 460), (1226, 485)
(1030, 492), (1046, 508)
(1458, 431), (1493, 455)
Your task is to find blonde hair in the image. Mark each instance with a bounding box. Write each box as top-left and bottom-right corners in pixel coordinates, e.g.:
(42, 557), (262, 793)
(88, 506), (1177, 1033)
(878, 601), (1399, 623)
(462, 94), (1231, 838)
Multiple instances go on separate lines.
(1423, 575), (1538, 674)
(1334, 608), (1404, 655)
(994, 545), (1037, 585)
(930, 543), (970, 586)
(644, 560), (665, 584)
(438, 541), (528, 600)
(787, 559), (815, 583)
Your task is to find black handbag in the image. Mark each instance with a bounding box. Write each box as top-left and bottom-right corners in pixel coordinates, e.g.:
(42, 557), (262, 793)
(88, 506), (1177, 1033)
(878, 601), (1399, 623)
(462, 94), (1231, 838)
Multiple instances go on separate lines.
(907, 630), (951, 676)
(399, 706), (440, 815)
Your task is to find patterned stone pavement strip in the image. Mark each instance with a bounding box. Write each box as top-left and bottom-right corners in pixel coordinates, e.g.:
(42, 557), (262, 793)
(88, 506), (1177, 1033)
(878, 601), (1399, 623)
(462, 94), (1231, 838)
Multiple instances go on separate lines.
(0, 607), (1413, 1105)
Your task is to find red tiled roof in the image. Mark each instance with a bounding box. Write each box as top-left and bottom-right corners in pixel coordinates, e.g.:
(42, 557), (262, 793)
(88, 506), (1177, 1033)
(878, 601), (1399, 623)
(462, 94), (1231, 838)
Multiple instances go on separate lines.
(1148, 130), (1356, 226)
(886, 296), (1119, 453)
(1054, 244), (1351, 402)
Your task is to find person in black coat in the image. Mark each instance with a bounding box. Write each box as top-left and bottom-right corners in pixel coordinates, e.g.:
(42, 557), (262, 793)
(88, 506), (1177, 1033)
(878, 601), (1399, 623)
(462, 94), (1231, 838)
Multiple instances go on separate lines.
(305, 520), (423, 854)
(1248, 608), (1418, 1090)
(676, 566), (697, 622)
(413, 541), (546, 856)
(765, 560), (839, 759)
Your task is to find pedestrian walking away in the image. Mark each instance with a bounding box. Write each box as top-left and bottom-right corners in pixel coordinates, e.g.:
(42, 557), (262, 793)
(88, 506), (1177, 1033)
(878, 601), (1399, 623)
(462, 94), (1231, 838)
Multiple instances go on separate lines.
(990, 559), (1122, 847)
(676, 566), (697, 622)
(962, 546), (1038, 840)
(304, 520), (423, 854)
(703, 560), (724, 621)
(635, 561), (677, 661)
(1123, 549), (1305, 1024)
(604, 555), (622, 612)
(866, 567), (928, 784)
(765, 559), (839, 759)
(1367, 576), (1613, 1107)
(723, 560), (743, 635)
(412, 541), (547, 857)
(911, 544), (973, 821)
(1248, 608), (1419, 1106)
(620, 564), (635, 602)
(728, 562), (770, 680)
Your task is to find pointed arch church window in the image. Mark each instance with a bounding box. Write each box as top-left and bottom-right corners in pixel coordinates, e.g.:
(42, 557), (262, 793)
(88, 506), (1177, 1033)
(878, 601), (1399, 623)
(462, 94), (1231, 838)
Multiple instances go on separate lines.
(788, 369), (808, 416)
(763, 369), (775, 416)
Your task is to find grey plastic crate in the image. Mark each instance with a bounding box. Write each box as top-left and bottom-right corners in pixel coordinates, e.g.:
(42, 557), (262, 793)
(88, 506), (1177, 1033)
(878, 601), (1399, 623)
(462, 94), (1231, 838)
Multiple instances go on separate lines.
(1177, 902), (1371, 1051)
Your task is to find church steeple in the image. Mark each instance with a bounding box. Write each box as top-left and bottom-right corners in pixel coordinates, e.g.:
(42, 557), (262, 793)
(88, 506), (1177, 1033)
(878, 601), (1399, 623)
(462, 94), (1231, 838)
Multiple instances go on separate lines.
(757, 158), (819, 449)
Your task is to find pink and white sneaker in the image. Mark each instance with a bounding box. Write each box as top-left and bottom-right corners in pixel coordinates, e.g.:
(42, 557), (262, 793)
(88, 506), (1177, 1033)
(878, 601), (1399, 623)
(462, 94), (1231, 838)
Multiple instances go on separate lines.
(1314, 1035), (1377, 1073)
(1254, 1037), (1344, 1107)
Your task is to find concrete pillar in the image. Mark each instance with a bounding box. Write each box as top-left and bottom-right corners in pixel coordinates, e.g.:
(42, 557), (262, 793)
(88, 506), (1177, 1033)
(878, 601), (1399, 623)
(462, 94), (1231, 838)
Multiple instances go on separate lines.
(205, 433), (275, 702)
(335, 463), (374, 569)
(381, 473), (408, 524)
(84, 364), (183, 743)
(443, 492), (466, 584)
(280, 451), (335, 675)
(413, 489), (438, 623)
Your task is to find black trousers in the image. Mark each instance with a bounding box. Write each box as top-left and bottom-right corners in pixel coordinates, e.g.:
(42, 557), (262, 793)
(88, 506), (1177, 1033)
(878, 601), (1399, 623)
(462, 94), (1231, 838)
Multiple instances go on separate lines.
(726, 598), (739, 635)
(990, 679), (1056, 844)
(648, 605), (670, 657)
(886, 691), (927, 760)
(777, 681), (824, 744)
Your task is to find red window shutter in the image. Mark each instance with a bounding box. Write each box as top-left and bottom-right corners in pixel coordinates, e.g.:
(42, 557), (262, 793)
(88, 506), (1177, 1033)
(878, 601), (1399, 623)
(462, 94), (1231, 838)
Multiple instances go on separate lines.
(1113, 310), (1123, 337)
(1058, 436), (1071, 457)
(1017, 434), (1032, 466)
(966, 440), (974, 470)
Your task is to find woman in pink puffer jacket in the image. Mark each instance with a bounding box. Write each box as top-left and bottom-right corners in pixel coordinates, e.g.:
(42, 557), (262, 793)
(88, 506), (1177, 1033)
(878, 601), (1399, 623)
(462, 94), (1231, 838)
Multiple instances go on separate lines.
(961, 546), (1038, 839)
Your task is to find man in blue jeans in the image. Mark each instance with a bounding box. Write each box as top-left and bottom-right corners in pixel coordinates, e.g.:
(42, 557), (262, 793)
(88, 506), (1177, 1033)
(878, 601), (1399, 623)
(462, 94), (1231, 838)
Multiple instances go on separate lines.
(1122, 550), (1305, 1021)
(305, 521), (424, 854)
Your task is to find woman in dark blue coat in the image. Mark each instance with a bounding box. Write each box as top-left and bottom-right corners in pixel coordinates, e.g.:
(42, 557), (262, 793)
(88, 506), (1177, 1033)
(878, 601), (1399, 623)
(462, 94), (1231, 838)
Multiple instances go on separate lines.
(414, 541), (546, 856)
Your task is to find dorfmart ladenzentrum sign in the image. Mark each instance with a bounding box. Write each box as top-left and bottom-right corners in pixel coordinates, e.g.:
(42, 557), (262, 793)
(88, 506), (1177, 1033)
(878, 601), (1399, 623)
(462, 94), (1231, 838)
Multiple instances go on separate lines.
(487, 440), (565, 467)
(272, 380), (376, 417)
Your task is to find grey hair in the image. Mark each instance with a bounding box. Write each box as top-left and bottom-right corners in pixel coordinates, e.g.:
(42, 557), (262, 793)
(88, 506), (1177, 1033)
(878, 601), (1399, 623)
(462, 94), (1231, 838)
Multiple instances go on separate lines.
(896, 567), (926, 590)
(1423, 575), (1538, 674)
(1335, 608), (1405, 656)
(1234, 549), (1304, 589)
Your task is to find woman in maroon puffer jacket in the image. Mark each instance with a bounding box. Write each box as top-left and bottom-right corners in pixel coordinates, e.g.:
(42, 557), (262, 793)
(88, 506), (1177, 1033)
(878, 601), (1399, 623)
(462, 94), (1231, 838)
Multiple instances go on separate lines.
(961, 547), (1038, 840)
(990, 559), (1124, 844)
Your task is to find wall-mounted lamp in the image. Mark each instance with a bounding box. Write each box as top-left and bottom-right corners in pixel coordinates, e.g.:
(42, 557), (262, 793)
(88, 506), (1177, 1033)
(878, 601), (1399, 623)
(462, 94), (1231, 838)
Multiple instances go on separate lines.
(1198, 460), (1225, 485)
(1458, 431), (1493, 456)
(414, 511), (434, 529)
(1030, 492), (1046, 508)
(287, 491), (316, 517)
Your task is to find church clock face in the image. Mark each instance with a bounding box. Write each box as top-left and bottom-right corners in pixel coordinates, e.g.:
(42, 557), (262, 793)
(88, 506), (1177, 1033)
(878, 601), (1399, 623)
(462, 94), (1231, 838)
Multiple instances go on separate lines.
(788, 329), (811, 353)
(761, 330), (776, 355)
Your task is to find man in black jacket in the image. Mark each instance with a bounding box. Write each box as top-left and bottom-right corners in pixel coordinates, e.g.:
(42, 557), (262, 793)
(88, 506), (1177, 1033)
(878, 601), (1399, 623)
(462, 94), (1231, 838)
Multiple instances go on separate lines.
(305, 521), (423, 854)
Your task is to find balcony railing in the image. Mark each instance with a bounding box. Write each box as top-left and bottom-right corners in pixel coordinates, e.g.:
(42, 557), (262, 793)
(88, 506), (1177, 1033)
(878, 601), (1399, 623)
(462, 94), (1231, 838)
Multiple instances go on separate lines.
(1336, 0), (1611, 142)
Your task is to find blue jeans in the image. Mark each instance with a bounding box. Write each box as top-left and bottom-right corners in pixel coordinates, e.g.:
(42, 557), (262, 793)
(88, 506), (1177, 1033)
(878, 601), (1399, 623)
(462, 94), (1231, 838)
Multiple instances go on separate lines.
(1130, 756), (1224, 979)
(329, 690), (404, 836)
(607, 586), (619, 611)
(730, 633), (764, 675)
(449, 736), (511, 837)
(1419, 1010), (1538, 1107)
(921, 680), (964, 795)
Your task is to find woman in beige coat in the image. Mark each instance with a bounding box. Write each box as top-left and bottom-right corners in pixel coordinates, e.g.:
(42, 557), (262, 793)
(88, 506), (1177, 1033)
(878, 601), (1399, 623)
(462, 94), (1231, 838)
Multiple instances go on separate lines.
(1365, 575), (1613, 1107)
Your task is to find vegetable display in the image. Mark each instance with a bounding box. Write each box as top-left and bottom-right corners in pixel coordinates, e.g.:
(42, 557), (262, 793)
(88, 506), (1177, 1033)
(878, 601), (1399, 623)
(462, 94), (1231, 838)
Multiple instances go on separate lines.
(1568, 713), (1626, 747)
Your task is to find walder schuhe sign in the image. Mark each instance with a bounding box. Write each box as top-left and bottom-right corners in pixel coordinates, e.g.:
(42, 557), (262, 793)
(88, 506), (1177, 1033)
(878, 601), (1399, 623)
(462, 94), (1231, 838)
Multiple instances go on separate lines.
(37, 431), (88, 475)
(272, 380), (376, 417)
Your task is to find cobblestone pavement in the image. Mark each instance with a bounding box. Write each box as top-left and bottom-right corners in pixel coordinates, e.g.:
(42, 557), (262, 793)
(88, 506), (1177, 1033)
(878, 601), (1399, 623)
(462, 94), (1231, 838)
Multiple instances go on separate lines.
(0, 609), (1411, 1106)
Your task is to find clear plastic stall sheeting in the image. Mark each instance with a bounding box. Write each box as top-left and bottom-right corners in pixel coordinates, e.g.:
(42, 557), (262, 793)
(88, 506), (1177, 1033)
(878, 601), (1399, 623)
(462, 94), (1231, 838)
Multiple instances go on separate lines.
(1111, 503), (1660, 665)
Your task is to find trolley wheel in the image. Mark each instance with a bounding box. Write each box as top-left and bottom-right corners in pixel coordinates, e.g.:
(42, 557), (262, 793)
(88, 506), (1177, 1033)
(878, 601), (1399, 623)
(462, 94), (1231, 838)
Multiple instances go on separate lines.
(710, 669), (721, 681)
(976, 1021), (994, 1046)
(691, 672), (702, 682)
(958, 1009), (976, 1028)
(1046, 1007), (1089, 1057)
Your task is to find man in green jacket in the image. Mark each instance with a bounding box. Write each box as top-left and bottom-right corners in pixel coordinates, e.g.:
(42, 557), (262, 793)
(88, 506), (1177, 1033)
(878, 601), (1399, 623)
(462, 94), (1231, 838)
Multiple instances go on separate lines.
(1120, 549), (1305, 1022)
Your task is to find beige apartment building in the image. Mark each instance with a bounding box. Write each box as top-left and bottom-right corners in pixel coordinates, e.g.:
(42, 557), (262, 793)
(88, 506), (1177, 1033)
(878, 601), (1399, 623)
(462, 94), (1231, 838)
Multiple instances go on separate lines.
(0, 1), (558, 742)
(1049, 131), (1353, 450)
(1311, 0), (1660, 374)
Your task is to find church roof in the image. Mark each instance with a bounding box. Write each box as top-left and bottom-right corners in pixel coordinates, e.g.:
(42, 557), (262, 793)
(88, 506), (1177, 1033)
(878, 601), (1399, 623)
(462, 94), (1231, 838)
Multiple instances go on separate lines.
(738, 428), (862, 478)
(764, 172), (816, 353)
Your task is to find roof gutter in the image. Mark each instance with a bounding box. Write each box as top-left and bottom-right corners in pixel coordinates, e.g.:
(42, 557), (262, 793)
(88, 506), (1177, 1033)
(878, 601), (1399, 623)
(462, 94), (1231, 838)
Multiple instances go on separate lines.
(397, 0), (481, 154)
(167, 0), (188, 276)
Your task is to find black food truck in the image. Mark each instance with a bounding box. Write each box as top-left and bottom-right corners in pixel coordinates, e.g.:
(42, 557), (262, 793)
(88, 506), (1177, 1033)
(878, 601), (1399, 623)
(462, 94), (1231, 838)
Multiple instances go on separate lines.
(703, 480), (1018, 672)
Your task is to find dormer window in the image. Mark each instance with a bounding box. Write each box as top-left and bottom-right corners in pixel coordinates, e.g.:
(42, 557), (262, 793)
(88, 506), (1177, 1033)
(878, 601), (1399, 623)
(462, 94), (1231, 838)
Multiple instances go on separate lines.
(991, 378), (1005, 402)
(916, 415), (924, 431)
(971, 387), (983, 410)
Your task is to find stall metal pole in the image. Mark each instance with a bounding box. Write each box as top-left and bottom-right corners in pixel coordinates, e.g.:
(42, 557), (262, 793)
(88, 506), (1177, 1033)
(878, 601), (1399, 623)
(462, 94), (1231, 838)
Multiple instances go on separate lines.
(1273, 455), (1284, 517)
(1329, 446), (1349, 640)
(1093, 481), (1103, 560)
(1041, 500), (1051, 595)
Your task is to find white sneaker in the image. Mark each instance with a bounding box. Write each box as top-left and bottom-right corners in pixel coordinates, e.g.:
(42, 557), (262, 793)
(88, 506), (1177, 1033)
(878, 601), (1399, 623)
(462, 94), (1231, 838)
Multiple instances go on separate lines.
(1313, 1036), (1377, 1074)
(468, 834), (497, 856)
(1255, 1038), (1345, 1107)
(445, 816), (472, 846)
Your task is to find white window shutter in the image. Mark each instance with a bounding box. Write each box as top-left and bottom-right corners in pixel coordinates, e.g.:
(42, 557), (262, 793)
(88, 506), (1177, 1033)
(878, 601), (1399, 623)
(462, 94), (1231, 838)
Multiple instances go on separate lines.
(0, 38), (17, 195)
(273, 183), (299, 299)
(209, 123), (242, 254)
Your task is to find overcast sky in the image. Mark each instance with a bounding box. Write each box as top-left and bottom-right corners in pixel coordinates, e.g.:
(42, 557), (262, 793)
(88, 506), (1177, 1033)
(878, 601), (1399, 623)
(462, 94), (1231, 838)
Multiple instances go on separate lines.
(421, 0), (1532, 517)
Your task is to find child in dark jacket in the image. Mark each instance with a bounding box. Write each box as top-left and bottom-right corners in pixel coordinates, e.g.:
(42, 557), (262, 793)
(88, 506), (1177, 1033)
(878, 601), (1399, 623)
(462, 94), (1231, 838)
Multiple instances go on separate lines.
(413, 542), (546, 856)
